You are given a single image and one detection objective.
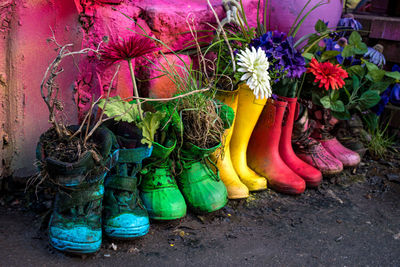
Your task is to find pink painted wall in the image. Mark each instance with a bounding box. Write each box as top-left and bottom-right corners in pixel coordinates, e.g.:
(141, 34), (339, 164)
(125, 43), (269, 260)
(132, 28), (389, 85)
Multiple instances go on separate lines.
(0, 0), (342, 178)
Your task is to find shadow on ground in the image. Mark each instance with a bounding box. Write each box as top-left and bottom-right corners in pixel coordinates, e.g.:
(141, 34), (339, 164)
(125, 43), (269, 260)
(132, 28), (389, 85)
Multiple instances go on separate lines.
(1, 155), (400, 266)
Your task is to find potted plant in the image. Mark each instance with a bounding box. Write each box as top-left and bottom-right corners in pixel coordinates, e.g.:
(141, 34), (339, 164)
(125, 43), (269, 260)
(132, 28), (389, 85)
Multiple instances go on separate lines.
(36, 40), (116, 254)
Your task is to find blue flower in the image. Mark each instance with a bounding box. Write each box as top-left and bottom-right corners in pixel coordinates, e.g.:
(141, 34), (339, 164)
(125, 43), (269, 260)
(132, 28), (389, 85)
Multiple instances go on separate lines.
(251, 31), (306, 79)
(324, 38), (345, 64)
(372, 87), (390, 116)
(337, 14), (362, 37)
(392, 64), (400, 72)
(390, 83), (400, 106)
(364, 44), (386, 67)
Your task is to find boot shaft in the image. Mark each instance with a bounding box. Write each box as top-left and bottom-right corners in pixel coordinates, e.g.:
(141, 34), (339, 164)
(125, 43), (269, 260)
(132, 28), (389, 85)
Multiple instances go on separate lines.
(250, 98), (287, 151)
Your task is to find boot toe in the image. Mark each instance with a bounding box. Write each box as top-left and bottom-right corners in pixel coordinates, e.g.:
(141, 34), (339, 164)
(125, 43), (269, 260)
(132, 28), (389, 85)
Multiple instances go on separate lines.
(103, 211), (150, 239)
(240, 173), (267, 192)
(321, 139), (361, 167)
(49, 225), (102, 254)
(226, 183), (250, 199)
(140, 187), (187, 220)
(303, 171), (323, 188)
(271, 176), (306, 195)
(181, 178), (228, 213)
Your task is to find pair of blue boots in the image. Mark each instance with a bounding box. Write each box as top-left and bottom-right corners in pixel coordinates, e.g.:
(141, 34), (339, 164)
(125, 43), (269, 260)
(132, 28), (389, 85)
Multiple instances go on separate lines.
(38, 127), (154, 254)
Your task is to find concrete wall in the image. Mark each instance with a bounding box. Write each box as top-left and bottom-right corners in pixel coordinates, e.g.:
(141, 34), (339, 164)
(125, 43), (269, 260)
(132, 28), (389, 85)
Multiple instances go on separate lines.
(0, 0), (342, 179)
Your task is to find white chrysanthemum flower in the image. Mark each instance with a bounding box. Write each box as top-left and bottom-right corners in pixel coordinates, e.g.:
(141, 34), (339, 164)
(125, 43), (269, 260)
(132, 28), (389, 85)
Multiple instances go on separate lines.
(237, 47), (272, 99)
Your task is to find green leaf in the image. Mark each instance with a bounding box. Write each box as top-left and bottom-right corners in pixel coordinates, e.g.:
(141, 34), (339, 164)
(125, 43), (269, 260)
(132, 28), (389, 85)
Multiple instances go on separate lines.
(385, 71), (400, 80)
(302, 52), (314, 61)
(330, 88), (340, 102)
(332, 109), (351, 120)
(321, 50), (340, 62)
(98, 96), (138, 123)
(358, 90), (381, 110)
(315, 19), (328, 33)
(341, 45), (355, 58)
(320, 95), (331, 109)
(369, 81), (392, 93)
(367, 69), (386, 82)
(364, 60), (379, 72)
(348, 31), (362, 45)
(137, 111), (166, 148)
(352, 75), (360, 91)
(346, 65), (365, 77)
(354, 42), (368, 54)
(331, 100), (345, 112)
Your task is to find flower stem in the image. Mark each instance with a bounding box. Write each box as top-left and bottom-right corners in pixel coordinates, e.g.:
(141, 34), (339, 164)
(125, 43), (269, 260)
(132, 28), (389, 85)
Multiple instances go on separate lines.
(127, 58), (143, 120)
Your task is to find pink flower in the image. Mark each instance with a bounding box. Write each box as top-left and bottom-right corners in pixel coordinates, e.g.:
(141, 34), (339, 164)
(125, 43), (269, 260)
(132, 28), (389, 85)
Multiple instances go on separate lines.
(101, 35), (159, 64)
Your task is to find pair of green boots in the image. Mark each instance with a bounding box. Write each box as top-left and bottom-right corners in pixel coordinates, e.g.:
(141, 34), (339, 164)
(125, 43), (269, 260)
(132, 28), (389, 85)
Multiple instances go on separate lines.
(140, 137), (228, 220)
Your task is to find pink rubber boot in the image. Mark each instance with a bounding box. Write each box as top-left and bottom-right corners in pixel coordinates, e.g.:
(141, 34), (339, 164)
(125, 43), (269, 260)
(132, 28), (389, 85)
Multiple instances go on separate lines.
(292, 106), (343, 175)
(311, 107), (361, 167)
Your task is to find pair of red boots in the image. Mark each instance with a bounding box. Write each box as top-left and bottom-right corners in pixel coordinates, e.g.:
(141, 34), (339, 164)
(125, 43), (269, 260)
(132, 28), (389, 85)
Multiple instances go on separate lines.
(247, 97), (322, 195)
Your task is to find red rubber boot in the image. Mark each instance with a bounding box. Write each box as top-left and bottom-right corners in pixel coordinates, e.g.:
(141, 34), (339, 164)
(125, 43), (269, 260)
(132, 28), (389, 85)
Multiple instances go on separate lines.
(278, 96), (322, 188)
(248, 99), (305, 195)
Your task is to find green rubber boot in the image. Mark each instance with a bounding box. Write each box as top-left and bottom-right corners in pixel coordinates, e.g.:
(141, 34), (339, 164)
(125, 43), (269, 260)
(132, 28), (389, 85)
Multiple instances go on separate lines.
(140, 138), (187, 220)
(177, 142), (228, 214)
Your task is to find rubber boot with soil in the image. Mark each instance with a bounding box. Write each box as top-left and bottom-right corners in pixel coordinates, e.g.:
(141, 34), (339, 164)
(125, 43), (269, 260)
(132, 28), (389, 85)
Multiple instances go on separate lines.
(103, 145), (152, 239)
(310, 106), (361, 167)
(211, 90), (249, 199)
(36, 126), (115, 254)
(140, 138), (187, 220)
(178, 142), (228, 213)
(230, 84), (268, 191)
(248, 99), (306, 195)
(292, 105), (343, 175)
(278, 96), (322, 188)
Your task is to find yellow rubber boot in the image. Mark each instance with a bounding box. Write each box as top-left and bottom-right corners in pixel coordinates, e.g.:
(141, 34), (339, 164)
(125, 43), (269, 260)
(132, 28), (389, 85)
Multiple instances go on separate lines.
(211, 91), (249, 199)
(230, 84), (268, 191)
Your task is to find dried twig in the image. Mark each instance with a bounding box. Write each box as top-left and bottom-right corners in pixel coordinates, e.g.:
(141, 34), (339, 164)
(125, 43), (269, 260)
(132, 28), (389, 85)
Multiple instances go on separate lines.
(83, 65), (121, 144)
(40, 38), (103, 139)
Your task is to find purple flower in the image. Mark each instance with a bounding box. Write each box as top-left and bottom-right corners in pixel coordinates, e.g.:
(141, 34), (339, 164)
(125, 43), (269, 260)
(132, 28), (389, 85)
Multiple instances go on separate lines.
(337, 14), (362, 37)
(251, 31), (306, 79)
(101, 35), (159, 65)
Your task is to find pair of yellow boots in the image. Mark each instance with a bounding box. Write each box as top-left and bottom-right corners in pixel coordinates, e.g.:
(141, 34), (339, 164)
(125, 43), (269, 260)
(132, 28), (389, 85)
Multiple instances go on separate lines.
(212, 84), (268, 199)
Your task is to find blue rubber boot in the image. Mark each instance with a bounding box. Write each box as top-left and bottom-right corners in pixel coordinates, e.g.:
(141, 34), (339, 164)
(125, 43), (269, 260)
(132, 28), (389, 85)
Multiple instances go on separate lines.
(36, 126), (115, 254)
(103, 146), (153, 239)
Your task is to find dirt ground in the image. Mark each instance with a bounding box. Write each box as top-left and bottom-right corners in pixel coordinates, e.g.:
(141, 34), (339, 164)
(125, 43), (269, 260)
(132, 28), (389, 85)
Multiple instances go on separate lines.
(1, 153), (400, 267)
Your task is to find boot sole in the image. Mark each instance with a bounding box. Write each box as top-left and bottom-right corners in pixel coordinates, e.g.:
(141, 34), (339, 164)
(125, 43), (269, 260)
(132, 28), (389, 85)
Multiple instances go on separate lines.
(49, 236), (101, 254)
(103, 224), (149, 239)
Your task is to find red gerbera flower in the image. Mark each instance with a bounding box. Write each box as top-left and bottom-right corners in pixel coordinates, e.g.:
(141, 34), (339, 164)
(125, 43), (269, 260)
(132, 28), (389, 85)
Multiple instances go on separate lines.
(307, 58), (348, 90)
(101, 34), (159, 64)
